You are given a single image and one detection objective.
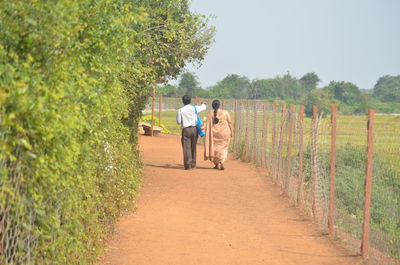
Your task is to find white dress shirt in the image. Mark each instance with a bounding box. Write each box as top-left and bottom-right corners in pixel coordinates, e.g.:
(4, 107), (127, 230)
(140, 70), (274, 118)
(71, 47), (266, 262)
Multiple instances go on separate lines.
(176, 104), (207, 128)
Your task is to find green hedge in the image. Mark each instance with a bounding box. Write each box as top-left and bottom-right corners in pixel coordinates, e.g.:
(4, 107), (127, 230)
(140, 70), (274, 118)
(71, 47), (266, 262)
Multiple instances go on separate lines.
(0, 0), (213, 264)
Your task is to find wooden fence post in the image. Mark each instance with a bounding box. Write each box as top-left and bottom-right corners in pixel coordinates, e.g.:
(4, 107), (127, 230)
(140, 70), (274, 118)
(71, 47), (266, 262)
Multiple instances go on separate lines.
(277, 102), (286, 186)
(361, 109), (375, 258)
(253, 101), (258, 164)
(297, 106), (305, 205)
(245, 100), (250, 161)
(328, 104), (337, 235)
(285, 104), (295, 193)
(233, 99), (237, 152)
(311, 105), (319, 220)
(158, 95), (163, 126)
(271, 101), (278, 180)
(262, 101), (268, 168)
(150, 86), (156, 136)
(238, 100), (243, 154)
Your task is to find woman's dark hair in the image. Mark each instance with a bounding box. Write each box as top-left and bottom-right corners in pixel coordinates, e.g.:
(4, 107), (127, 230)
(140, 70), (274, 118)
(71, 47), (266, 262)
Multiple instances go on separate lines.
(212, 100), (220, 124)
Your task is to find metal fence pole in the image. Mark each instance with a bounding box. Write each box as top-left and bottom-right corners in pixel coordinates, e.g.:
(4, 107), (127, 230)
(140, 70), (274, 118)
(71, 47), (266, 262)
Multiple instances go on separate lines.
(328, 104), (337, 235)
(361, 109), (375, 258)
(297, 105), (305, 205)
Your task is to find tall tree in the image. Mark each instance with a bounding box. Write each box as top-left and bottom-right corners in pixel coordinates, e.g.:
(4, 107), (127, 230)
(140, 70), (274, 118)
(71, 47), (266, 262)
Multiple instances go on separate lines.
(301, 89), (335, 117)
(178, 72), (200, 96)
(326, 81), (360, 104)
(373, 75), (400, 102)
(300, 72), (321, 92)
(209, 74), (250, 99)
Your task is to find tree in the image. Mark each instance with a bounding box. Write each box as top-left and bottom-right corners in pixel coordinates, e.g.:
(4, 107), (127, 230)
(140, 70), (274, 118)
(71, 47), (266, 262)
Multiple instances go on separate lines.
(158, 84), (179, 97)
(252, 73), (304, 100)
(252, 79), (281, 99)
(196, 88), (212, 98)
(325, 81), (360, 104)
(209, 74), (250, 99)
(300, 72), (321, 92)
(301, 89), (335, 117)
(135, 0), (215, 81)
(0, 0), (214, 263)
(178, 72), (200, 96)
(373, 75), (400, 102)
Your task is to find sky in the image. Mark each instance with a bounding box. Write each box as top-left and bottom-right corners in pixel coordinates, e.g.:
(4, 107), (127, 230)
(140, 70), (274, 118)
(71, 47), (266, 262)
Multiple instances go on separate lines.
(184, 0), (400, 90)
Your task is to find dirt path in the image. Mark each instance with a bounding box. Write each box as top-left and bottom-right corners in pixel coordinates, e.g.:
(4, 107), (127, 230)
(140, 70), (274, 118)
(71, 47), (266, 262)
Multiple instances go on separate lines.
(100, 134), (364, 265)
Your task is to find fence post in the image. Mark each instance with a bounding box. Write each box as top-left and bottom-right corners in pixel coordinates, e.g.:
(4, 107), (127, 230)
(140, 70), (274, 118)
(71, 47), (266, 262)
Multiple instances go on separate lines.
(238, 100), (243, 155)
(286, 104), (295, 193)
(253, 101), (258, 164)
(245, 100), (250, 161)
(262, 101), (268, 168)
(361, 109), (375, 258)
(222, 99), (226, 109)
(311, 105), (320, 220)
(0, 213), (3, 255)
(271, 101), (278, 180)
(233, 99), (237, 152)
(277, 102), (286, 186)
(158, 95), (163, 126)
(150, 86), (156, 136)
(297, 106), (305, 205)
(328, 104), (337, 235)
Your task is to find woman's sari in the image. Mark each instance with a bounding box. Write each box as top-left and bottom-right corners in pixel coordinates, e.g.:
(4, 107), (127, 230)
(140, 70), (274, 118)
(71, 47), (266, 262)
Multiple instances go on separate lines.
(204, 109), (232, 164)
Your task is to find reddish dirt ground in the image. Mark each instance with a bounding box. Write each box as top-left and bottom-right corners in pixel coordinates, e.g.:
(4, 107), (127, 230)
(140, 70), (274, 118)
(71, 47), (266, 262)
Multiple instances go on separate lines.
(100, 134), (365, 265)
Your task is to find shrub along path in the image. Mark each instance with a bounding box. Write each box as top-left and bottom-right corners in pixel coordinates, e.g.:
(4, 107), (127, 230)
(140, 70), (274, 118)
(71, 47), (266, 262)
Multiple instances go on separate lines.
(100, 134), (364, 265)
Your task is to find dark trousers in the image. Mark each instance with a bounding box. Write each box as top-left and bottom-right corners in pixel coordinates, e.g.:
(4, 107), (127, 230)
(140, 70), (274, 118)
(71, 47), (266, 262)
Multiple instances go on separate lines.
(181, 126), (198, 169)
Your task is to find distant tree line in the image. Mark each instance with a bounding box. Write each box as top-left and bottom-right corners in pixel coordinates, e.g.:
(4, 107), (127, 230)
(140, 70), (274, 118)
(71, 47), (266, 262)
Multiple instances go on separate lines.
(159, 72), (400, 115)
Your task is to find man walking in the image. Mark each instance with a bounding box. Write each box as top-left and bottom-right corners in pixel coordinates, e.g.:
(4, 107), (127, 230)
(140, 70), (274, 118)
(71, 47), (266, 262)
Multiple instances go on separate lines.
(176, 95), (207, 170)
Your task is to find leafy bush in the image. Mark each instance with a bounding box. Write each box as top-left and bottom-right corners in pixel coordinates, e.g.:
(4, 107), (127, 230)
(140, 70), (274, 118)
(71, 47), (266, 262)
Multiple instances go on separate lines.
(0, 0), (213, 264)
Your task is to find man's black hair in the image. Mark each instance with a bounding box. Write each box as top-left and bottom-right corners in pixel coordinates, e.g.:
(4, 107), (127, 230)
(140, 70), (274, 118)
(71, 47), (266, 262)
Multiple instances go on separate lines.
(182, 95), (191, 105)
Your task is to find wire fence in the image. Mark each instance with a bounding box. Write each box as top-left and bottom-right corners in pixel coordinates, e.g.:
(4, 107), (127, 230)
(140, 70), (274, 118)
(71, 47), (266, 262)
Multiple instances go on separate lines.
(147, 96), (400, 265)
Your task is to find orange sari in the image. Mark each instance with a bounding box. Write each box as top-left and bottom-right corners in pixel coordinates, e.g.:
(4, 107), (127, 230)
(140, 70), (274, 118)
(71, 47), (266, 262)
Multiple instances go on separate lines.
(204, 109), (233, 164)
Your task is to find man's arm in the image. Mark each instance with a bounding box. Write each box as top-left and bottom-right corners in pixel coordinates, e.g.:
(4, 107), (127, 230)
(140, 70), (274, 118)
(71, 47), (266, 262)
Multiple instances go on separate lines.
(176, 109), (182, 124)
(197, 103), (207, 113)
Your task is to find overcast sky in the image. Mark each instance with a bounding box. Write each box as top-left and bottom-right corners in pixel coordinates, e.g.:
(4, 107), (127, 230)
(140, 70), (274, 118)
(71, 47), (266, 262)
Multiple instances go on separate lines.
(185, 0), (400, 90)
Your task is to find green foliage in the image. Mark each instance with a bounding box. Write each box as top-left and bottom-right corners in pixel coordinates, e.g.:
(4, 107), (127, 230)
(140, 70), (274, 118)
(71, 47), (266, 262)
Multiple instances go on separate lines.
(0, 0), (214, 264)
(373, 75), (400, 103)
(158, 84), (180, 97)
(209, 74), (250, 99)
(300, 72), (321, 92)
(196, 88), (213, 98)
(178, 72), (200, 96)
(301, 89), (335, 117)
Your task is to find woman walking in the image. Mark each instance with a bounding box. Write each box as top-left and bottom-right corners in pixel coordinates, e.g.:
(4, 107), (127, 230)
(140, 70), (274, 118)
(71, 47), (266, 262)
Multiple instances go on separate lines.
(204, 100), (233, 170)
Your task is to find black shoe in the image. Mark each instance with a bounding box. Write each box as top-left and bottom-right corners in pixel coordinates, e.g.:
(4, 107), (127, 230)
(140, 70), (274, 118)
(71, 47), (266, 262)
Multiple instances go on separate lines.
(184, 165), (192, 170)
(191, 164), (196, 169)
